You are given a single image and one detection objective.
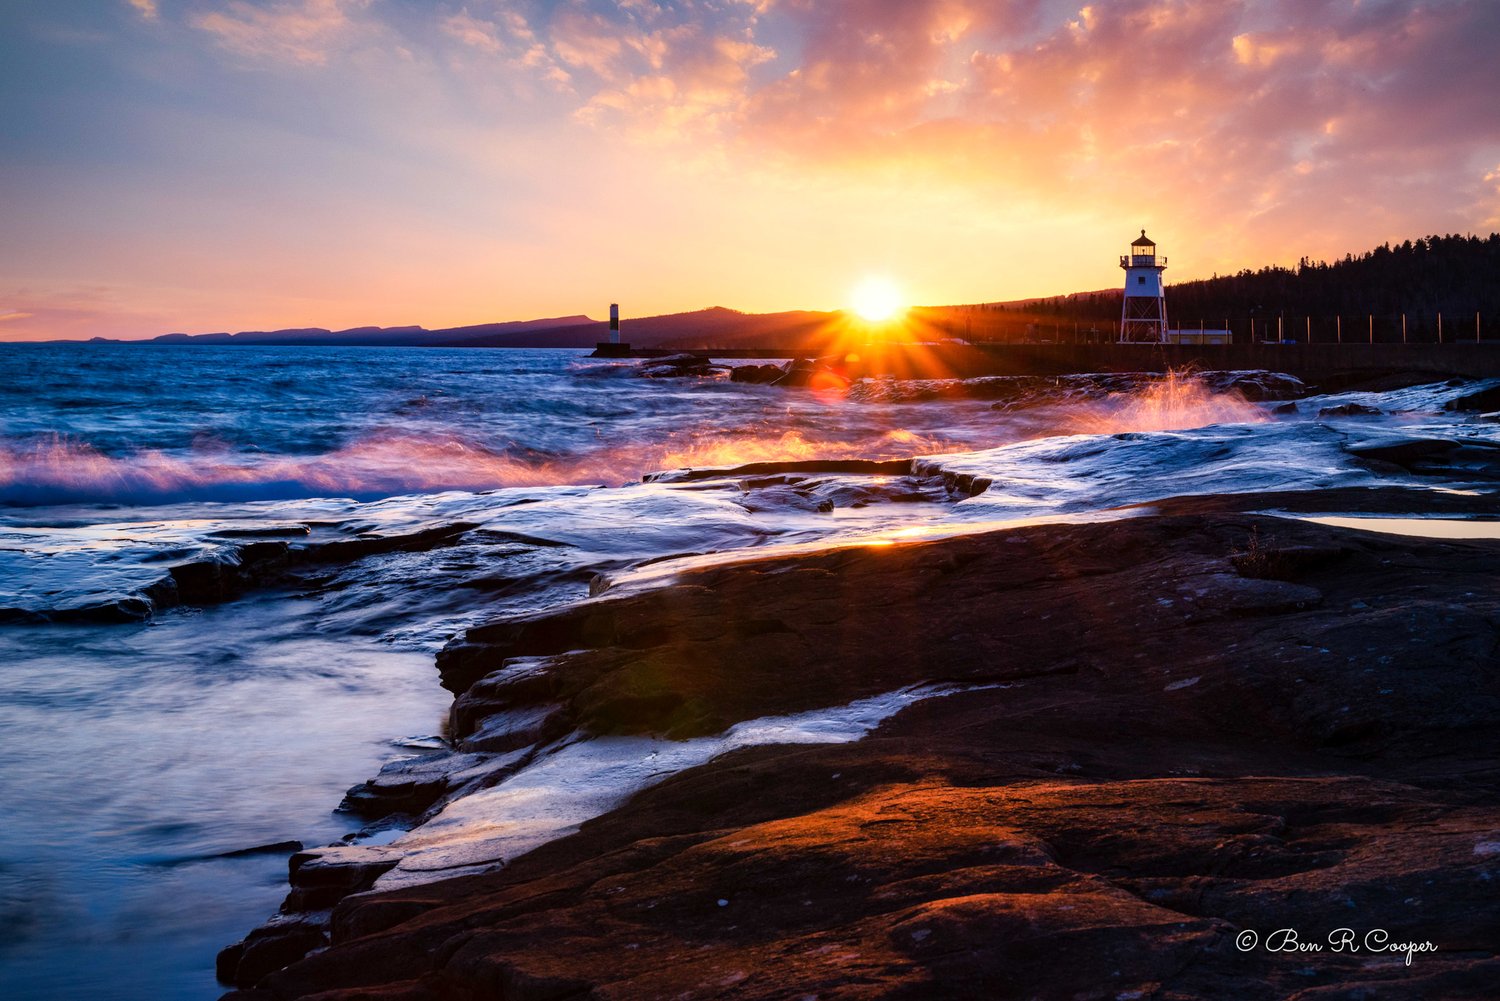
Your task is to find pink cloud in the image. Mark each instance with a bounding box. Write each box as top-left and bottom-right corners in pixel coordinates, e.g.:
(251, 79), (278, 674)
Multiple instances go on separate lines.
(159, 0), (1500, 248)
(191, 0), (371, 66)
(441, 10), (504, 54)
(533, 3), (775, 138)
(691, 0), (1495, 264)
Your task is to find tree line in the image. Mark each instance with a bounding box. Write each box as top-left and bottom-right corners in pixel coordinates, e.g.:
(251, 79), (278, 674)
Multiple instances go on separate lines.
(929, 233), (1500, 344)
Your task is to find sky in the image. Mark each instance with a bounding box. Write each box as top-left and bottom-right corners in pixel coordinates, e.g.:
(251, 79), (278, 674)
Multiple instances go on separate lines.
(2, 0), (1498, 341)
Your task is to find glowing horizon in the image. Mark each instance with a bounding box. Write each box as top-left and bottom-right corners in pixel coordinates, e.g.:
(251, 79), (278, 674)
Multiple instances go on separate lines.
(2, 1), (1498, 342)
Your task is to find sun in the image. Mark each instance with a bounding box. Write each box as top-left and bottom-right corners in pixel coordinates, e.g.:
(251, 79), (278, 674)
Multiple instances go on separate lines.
(850, 276), (905, 322)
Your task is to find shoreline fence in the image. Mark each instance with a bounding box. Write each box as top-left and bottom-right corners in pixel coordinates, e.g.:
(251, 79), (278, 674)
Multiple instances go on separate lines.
(942, 311), (1489, 346)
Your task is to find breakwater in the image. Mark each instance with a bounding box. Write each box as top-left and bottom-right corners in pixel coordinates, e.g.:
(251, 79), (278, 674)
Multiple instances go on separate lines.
(594, 341), (1500, 382)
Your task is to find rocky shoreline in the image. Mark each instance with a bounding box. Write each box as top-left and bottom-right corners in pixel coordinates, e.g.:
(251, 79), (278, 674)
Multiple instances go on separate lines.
(218, 501), (1500, 999)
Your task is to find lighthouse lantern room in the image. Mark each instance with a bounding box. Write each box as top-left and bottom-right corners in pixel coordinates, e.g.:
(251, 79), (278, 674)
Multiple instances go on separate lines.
(1119, 230), (1168, 342)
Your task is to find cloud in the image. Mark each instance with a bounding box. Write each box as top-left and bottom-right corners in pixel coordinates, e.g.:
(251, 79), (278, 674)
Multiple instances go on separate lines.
(140, 0), (1500, 250)
(191, 0), (371, 66)
(34, 0), (1495, 338)
(439, 5), (572, 88)
(442, 10), (502, 54)
(484, 1), (774, 141)
(128, 0), (160, 20)
(0, 311), (35, 323)
(517, 0), (1496, 265)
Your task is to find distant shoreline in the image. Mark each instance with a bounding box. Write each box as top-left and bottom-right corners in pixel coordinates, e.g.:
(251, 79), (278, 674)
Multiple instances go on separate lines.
(17, 337), (1500, 386)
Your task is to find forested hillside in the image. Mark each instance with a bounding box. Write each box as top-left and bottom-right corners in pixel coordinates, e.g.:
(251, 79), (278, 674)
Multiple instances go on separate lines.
(937, 233), (1500, 344)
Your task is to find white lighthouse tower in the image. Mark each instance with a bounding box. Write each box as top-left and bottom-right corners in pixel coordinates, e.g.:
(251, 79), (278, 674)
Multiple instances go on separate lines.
(1119, 230), (1168, 342)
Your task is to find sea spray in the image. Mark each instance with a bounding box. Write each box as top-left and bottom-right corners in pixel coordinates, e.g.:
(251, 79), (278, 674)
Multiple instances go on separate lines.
(1066, 369), (1269, 435)
(1, 363), (1294, 507)
(0, 427), (964, 506)
(5, 344), (1499, 999)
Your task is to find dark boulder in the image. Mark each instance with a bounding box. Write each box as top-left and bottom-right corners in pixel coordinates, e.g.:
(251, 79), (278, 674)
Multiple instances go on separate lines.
(634, 354), (727, 379)
(1319, 402), (1382, 417)
(1446, 384), (1500, 412)
(730, 363), (786, 384)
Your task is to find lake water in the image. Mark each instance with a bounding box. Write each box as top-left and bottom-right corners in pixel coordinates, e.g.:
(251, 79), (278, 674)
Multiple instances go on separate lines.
(1, 343), (1495, 998)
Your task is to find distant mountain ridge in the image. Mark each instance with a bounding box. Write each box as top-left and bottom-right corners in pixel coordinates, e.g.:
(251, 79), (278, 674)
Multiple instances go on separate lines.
(436, 306), (838, 350)
(77, 306), (842, 351)
(141, 315), (594, 347)
(57, 230), (1500, 350)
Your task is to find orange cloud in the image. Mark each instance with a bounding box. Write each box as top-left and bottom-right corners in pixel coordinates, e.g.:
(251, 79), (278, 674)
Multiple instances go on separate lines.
(8, 0), (1499, 341)
(179, 0), (1487, 263)
(679, 0), (1493, 269)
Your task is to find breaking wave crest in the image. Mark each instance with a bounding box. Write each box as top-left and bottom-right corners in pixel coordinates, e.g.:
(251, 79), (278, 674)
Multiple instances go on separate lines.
(0, 366), (1302, 507)
(1063, 370), (1269, 434)
(847, 369), (1303, 408)
(0, 428), (960, 506)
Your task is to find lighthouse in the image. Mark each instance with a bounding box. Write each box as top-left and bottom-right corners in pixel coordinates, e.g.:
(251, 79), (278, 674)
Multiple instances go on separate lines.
(1119, 230), (1168, 342)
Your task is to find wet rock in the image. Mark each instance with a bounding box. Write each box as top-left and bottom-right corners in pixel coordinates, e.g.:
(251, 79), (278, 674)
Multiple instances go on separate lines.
(218, 913), (330, 989)
(729, 482), (834, 514)
(769, 357), (850, 389)
(1273, 401), (1299, 415)
(458, 704), (570, 753)
(1445, 384), (1500, 412)
(854, 371), (1307, 408)
(168, 557), (243, 604)
(448, 656), (569, 732)
(302, 523), (476, 564)
(216, 840), (304, 860)
(729, 362), (786, 384)
(770, 356), (817, 387)
(247, 774), (1500, 1000)
(430, 514), (1500, 754)
(1343, 436), (1500, 480)
(634, 354), (727, 379)
(339, 751), (498, 818)
(169, 542), (290, 603)
(209, 526), (313, 539)
(1202, 370), (1308, 401)
(290, 844), (400, 892)
(804, 477), (944, 509)
(911, 457), (992, 496)
(233, 514), (1500, 1000)
(644, 458), (911, 484)
(48, 594), (158, 623)
(272, 844), (405, 915)
(1346, 435), (1458, 466)
(1319, 402), (1382, 418)
(330, 894), (439, 942)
